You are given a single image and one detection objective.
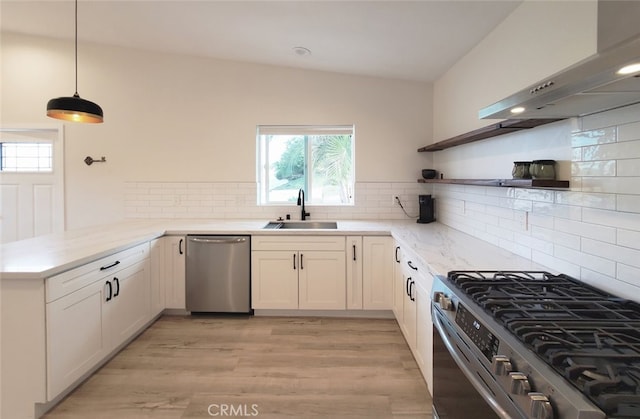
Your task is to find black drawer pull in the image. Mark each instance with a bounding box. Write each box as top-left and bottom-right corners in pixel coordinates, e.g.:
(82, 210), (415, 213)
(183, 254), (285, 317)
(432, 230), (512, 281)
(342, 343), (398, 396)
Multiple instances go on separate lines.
(179, 239), (184, 255)
(100, 260), (120, 271)
(105, 281), (113, 302)
(353, 244), (357, 261)
(395, 246), (400, 263)
(408, 261), (418, 271)
(113, 277), (120, 297)
(293, 253), (296, 270)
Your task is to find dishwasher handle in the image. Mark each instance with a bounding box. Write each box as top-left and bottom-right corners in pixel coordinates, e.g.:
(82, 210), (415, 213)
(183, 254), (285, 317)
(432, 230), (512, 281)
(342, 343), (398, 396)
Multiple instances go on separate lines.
(189, 237), (248, 245)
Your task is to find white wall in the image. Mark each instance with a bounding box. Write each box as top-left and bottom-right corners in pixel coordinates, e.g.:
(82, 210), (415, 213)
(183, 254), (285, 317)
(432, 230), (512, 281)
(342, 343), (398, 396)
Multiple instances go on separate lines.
(433, 0), (597, 141)
(430, 0), (640, 301)
(1, 32), (433, 228)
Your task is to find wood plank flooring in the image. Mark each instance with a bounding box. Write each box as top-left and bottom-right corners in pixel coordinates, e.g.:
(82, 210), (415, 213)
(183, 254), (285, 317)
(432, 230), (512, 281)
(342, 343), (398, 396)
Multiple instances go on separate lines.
(43, 315), (433, 418)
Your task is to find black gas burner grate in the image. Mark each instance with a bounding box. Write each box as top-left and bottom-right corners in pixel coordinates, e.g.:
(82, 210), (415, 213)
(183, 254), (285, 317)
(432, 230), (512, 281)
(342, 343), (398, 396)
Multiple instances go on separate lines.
(447, 270), (640, 417)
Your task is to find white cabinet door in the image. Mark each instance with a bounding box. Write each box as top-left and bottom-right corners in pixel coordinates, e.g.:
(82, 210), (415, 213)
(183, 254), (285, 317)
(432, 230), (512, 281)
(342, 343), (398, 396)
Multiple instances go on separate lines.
(103, 260), (151, 351)
(392, 243), (404, 323)
(164, 236), (186, 309)
(149, 238), (165, 316)
(46, 279), (107, 399)
(362, 236), (393, 310)
(298, 251), (347, 310)
(416, 278), (433, 394)
(251, 251), (299, 309)
(401, 256), (418, 351)
(345, 236), (363, 309)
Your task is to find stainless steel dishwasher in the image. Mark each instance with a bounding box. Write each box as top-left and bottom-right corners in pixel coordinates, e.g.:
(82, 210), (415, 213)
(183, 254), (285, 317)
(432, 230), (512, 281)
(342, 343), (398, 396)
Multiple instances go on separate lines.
(185, 235), (251, 314)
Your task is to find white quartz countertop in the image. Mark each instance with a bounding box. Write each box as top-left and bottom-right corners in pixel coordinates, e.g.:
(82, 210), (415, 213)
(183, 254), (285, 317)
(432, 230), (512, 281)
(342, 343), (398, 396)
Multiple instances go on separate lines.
(1, 218), (549, 280)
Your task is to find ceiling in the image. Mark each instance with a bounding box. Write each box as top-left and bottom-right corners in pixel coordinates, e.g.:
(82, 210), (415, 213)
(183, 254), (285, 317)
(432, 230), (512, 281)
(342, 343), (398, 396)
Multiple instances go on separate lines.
(1, 0), (522, 82)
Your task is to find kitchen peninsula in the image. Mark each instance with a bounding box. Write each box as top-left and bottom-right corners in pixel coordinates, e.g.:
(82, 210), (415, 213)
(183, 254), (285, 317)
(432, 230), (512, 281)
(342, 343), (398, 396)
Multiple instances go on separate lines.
(1, 218), (544, 418)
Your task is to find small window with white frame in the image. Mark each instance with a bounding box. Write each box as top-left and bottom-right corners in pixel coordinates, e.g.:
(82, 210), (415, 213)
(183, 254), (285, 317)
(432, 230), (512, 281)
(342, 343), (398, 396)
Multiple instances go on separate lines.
(0, 141), (53, 172)
(257, 125), (355, 205)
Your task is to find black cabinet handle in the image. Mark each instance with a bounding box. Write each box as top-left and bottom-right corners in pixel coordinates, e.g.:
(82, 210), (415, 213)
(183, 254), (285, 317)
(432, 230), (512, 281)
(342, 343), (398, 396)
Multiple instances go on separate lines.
(113, 277), (120, 297)
(406, 277), (412, 297)
(395, 246), (400, 263)
(179, 238), (184, 255)
(300, 253), (304, 270)
(409, 280), (415, 302)
(100, 260), (120, 271)
(105, 280), (113, 302)
(353, 244), (356, 261)
(293, 253), (296, 270)
(408, 261), (418, 271)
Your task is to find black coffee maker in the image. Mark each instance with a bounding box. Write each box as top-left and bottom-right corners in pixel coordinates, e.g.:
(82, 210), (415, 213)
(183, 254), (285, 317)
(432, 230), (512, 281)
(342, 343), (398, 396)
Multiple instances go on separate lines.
(417, 195), (435, 224)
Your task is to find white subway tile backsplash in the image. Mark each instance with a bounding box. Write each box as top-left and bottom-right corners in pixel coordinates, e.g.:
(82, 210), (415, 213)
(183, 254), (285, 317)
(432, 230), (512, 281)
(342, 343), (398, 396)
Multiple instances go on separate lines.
(571, 127), (616, 147)
(434, 104), (640, 299)
(124, 181), (428, 221)
(554, 245), (616, 277)
(571, 161), (616, 177)
(617, 121), (640, 142)
(554, 218), (616, 244)
(617, 158), (640, 176)
(618, 228), (640, 250)
(582, 238), (640, 270)
(583, 207), (640, 231)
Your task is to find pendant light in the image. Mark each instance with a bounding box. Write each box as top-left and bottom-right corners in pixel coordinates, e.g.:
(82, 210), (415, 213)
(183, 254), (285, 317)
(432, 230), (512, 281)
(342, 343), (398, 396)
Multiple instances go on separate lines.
(46, 0), (103, 123)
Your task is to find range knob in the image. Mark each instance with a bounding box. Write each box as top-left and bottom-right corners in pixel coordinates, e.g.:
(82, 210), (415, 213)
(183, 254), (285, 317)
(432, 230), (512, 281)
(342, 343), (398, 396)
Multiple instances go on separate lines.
(439, 295), (453, 311)
(433, 292), (453, 310)
(508, 372), (531, 395)
(491, 355), (513, 376)
(529, 393), (553, 419)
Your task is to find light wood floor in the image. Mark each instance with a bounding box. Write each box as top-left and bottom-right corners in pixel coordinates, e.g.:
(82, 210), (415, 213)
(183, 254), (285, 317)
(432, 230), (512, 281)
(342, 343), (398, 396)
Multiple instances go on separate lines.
(43, 315), (433, 418)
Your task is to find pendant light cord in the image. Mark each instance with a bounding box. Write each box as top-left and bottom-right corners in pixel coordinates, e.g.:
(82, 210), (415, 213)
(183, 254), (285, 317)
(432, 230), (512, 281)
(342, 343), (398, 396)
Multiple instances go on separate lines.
(74, 0), (79, 97)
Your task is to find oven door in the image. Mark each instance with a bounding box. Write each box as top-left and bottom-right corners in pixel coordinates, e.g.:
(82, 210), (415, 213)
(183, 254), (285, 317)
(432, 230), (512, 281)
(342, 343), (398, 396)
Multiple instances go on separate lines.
(432, 307), (521, 419)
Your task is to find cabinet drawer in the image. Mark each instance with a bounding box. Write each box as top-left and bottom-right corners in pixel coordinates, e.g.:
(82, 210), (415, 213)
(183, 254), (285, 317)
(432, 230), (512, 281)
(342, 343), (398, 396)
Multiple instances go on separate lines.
(46, 242), (149, 303)
(251, 235), (345, 251)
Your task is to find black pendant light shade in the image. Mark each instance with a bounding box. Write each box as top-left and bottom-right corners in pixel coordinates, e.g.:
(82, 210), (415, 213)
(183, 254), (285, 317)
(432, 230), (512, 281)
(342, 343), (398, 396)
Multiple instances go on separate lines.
(47, 0), (103, 124)
(47, 93), (103, 123)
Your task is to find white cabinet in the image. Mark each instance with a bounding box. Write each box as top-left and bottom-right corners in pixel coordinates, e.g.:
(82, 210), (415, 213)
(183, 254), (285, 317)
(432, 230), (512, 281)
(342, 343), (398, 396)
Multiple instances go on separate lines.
(103, 260), (151, 349)
(346, 235), (393, 311)
(45, 242), (150, 400)
(346, 236), (363, 309)
(362, 236), (393, 310)
(416, 278), (433, 393)
(45, 279), (106, 399)
(149, 238), (165, 316)
(163, 235), (186, 309)
(392, 243), (404, 323)
(251, 250), (299, 309)
(251, 236), (346, 310)
(402, 258), (418, 351)
(298, 251), (346, 310)
(392, 243), (434, 396)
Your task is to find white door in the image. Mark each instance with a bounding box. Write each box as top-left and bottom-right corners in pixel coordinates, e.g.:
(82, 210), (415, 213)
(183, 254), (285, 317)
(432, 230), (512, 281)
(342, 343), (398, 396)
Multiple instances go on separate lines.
(0, 126), (64, 243)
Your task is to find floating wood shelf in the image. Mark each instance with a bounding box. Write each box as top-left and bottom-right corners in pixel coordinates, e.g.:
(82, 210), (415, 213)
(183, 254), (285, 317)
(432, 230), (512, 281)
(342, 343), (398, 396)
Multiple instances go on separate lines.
(418, 178), (570, 189)
(417, 119), (564, 152)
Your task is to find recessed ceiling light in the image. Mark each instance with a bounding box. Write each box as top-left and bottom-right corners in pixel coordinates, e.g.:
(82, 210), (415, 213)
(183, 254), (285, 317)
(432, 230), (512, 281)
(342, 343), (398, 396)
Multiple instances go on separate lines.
(617, 63), (640, 75)
(510, 107), (525, 114)
(292, 46), (311, 57)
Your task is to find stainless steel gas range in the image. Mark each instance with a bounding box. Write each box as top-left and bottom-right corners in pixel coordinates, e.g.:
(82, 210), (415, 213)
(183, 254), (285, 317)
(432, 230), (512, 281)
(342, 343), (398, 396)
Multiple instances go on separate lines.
(431, 271), (640, 419)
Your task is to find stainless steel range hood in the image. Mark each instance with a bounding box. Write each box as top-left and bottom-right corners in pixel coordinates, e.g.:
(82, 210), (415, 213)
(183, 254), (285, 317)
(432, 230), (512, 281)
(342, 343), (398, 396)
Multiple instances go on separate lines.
(479, 1), (640, 120)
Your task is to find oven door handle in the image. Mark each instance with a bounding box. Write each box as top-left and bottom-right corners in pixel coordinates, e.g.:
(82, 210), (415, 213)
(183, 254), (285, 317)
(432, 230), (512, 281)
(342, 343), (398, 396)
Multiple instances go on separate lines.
(432, 309), (511, 418)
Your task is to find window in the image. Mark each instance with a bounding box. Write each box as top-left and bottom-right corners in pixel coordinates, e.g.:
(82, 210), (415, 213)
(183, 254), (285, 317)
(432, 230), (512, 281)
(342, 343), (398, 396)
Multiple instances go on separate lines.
(0, 142), (53, 172)
(257, 125), (355, 205)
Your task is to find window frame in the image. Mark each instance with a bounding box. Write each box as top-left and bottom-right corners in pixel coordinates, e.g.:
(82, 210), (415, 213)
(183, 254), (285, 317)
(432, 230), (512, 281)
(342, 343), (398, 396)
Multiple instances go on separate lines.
(256, 125), (355, 206)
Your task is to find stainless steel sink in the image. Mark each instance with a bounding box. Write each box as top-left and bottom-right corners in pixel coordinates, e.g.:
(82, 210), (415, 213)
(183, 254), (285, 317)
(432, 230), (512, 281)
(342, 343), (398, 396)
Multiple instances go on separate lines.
(262, 221), (338, 229)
